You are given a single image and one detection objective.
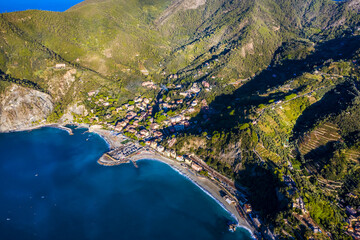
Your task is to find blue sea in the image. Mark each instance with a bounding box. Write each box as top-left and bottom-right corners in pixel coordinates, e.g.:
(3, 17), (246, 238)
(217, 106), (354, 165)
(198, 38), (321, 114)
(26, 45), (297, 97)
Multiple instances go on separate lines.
(0, 0), (83, 13)
(0, 127), (252, 240)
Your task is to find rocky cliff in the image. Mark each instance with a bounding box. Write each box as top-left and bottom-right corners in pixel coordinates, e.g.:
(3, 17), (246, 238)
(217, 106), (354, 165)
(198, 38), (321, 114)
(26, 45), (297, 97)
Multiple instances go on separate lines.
(0, 84), (53, 132)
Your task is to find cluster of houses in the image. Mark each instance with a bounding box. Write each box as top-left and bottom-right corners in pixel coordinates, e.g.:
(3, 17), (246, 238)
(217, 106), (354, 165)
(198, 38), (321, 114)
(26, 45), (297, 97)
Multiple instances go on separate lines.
(293, 197), (307, 213)
(166, 81), (211, 98)
(113, 101), (191, 140)
(282, 175), (327, 235)
(345, 205), (360, 238)
(93, 80), (212, 141)
(144, 140), (204, 172)
(141, 81), (158, 89)
(243, 204), (263, 229)
(282, 175), (308, 214)
(178, 82), (201, 97)
(85, 76), (214, 137)
(84, 79), (215, 168)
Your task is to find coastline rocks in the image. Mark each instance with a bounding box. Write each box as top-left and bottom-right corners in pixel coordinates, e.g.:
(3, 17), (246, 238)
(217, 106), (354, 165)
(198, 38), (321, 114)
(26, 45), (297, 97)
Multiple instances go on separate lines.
(0, 84), (53, 132)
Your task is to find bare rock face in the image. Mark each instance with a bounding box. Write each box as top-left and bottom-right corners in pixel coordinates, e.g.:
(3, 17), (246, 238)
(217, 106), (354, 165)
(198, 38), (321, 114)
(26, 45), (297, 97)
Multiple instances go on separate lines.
(156, 0), (207, 25)
(48, 69), (77, 101)
(348, 0), (360, 12)
(0, 84), (54, 132)
(60, 102), (89, 123)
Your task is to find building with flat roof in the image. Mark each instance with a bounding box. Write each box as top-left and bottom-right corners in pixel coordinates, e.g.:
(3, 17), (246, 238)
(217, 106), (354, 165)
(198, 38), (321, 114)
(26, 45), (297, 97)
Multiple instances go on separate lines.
(244, 204), (252, 214)
(164, 150), (171, 157)
(191, 162), (202, 172)
(224, 196), (236, 205)
(157, 145), (165, 152)
(150, 141), (157, 149)
(184, 157), (192, 165)
(252, 217), (261, 228)
(55, 63), (66, 69)
(170, 150), (177, 158)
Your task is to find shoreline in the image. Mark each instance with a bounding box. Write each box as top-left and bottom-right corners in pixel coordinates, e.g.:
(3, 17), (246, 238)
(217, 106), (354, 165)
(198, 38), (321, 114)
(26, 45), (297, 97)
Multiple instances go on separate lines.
(1, 124), (255, 236)
(129, 152), (255, 235)
(0, 123), (74, 135)
(90, 127), (256, 236)
(88, 127), (126, 149)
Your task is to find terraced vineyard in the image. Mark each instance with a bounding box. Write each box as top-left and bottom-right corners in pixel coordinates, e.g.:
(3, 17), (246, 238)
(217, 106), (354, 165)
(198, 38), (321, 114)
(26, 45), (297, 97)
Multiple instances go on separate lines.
(255, 143), (281, 163)
(345, 148), (360, 162)
(298, 122), (341, 156)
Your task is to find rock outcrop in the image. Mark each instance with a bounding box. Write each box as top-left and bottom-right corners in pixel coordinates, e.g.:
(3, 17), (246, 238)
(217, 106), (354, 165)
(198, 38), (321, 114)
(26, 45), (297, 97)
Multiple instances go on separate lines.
(0, 84), (53, 132)
(155, 0), (206, 25)
(60, 102), (88, 123)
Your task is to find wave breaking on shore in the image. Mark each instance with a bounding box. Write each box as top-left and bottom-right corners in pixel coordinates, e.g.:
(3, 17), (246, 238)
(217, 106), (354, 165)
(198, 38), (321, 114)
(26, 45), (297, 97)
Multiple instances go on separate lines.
(137, 158), (255, 238)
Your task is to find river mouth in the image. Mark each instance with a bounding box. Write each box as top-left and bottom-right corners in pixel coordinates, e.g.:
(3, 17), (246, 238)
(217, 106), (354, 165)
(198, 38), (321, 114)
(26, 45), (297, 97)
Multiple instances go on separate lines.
(0, 127), (252, 240)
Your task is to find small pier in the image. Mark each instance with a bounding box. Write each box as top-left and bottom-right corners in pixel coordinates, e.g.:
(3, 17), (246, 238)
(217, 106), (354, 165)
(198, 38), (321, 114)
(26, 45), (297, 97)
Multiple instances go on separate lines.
(97, 142), (142, 167)
(131, 160), (139, 168)
(97, 153), (129, 166)
(97, 154), (140, 168)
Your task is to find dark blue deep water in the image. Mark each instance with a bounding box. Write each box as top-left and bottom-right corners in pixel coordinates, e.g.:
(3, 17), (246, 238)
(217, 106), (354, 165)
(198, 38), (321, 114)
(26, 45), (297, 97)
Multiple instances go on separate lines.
(0, 127), (252, 240)
(0, 0), (83, 13)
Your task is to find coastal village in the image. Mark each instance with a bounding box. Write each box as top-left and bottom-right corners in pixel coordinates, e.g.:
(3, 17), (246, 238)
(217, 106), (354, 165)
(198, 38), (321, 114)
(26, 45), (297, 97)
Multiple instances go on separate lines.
(62, 60), (335, 239)
(75, 71), (335, 239)
(66, 46), (359, 239)
(1, 0), (359, 238)
(78, 79), (268, 237)
(86, 80), (208, 140)
(96, 133), (262, 236)
(344, 202), (360, 238)
(82, 79), (214, 160)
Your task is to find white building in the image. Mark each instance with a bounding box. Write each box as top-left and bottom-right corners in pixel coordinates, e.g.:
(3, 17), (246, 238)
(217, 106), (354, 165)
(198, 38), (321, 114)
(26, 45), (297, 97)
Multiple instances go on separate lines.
(170, 116), (182, 123)
(191, 163), (202, 172)
(157, 145), (165, 152)
(55, 63), (66, 69)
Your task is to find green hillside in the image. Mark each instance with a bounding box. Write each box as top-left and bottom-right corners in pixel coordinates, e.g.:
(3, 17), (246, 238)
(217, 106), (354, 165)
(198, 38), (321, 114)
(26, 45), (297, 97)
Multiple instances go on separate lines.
(0, 0), (349, 103)
(1, 0), (360, 238)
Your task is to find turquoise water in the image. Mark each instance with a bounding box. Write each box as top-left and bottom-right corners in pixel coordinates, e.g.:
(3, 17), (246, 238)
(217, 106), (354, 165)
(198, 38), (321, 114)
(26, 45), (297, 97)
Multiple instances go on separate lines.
(0, 127), (252, 240)
(0, 0), (83, 13)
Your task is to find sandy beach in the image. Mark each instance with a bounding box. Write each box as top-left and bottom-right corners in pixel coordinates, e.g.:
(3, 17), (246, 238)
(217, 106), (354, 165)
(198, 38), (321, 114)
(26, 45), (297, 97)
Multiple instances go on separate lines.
(130, 151), (254, 234)
(2, 124), (255, 235)
(90, 128), (255, 234)
(88, 127), (126, 149)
